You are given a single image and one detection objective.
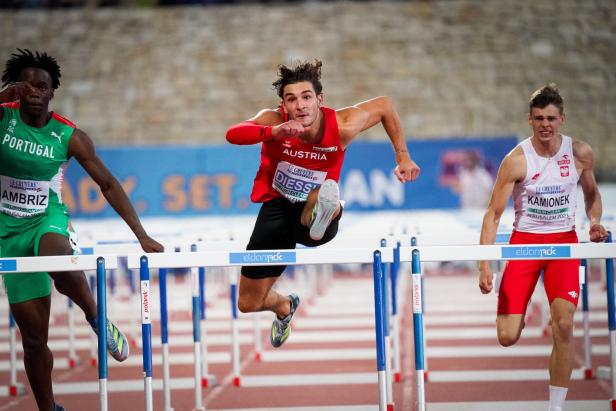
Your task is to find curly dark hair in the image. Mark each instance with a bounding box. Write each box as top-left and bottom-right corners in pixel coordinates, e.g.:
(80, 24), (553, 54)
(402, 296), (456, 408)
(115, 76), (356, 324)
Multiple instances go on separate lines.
(272, 59), (323, 98)
(2, 48), (61, 90)
(529, 83), (563, 114)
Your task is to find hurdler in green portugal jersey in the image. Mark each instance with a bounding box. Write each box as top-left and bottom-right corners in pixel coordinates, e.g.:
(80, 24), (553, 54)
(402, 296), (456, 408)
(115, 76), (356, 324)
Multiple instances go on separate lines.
(0, 101), (75, 232)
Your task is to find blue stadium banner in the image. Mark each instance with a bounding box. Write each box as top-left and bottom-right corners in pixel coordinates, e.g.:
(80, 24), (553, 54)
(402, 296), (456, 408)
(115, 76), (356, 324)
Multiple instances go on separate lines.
(63, 137), (517, 218)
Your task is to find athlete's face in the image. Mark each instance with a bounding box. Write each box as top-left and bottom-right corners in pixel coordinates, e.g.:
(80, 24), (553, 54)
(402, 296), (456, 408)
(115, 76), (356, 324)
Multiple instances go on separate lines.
(281, 81), (323, 128)
(17, 67), (54, 116)
(528, 104), (564, 143)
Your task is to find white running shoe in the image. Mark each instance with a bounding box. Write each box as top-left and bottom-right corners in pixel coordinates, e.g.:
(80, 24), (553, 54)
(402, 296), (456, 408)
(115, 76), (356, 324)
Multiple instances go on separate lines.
(309, 179), (340, 241)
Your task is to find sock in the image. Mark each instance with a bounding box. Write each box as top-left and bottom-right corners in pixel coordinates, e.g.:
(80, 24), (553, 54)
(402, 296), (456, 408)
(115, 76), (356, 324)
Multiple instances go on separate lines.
(87, 317), (98, 330)
(548, 385), (568, 411)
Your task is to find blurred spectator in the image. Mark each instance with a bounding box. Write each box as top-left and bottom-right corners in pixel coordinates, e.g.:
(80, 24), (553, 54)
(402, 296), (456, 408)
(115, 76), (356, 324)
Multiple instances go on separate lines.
(453, 150), (494, 210)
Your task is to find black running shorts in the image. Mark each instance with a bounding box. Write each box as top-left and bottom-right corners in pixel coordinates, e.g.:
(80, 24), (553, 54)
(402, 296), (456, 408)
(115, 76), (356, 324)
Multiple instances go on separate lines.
(241, 197), (343, 279)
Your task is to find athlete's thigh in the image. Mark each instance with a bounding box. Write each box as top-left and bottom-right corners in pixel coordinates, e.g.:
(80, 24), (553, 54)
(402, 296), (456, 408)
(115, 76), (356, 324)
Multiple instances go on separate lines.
(1, 222), (50, 304)
(36, 212), (77, 257)
(10, 295), (51, 342)
(497, 259), (544, 315)
(247, 199), (296, 249)
(544, 258), (580, 307)
(242, 199), (296, 279)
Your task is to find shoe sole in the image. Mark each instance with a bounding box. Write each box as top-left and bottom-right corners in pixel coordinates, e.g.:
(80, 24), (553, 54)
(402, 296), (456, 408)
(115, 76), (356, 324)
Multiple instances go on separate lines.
(109, 325), (130, 362)
(309, 180), (339, 241)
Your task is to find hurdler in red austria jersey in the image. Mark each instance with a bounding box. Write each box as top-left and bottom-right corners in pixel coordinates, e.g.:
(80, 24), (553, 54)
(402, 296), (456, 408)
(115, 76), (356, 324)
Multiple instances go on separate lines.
(226, 59), (420, 349)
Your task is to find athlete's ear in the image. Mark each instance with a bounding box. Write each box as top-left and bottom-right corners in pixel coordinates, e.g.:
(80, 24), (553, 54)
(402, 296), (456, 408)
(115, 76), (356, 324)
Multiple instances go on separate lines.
(279, 101), (288, 121)
(317, 93), (323, 106)
(50, 90), (54, 100)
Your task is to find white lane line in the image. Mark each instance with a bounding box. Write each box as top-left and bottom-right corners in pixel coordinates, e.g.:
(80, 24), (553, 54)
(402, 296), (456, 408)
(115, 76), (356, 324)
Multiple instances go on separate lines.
(428, 368), (587, 382)
(52, 377), (198, 394)
(424, 311), (606, 325)
(427, 344), (610, 357)
(239, 373), (377, 387)
(426, 400), (605, 411)
(425, 327), (608, 339)
(1, 351), (232, 371)
(259, 348), (375, 362)
(207, 406), (378, 411)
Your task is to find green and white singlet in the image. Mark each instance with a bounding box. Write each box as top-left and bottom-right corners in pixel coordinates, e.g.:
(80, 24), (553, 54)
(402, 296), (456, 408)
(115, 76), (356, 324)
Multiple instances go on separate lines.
(0, 102), (76, 303)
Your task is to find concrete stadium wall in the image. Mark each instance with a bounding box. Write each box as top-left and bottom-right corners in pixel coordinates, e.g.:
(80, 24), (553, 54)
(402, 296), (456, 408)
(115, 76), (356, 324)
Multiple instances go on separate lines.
(1, 0), (615, 178)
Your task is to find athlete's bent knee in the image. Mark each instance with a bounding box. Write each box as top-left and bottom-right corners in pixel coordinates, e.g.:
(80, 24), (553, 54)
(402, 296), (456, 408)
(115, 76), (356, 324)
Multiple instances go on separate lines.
(497, 330), (519, 347)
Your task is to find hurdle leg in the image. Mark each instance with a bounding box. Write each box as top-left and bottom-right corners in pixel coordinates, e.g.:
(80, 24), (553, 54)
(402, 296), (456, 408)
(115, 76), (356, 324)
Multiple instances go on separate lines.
(605, 232), (616, 411)
(253, 313), (262, 361)
(411, 249), (426, 411)
(382, 259), (393, 410)
(392, 243), (402, 382)
(8, 311), (26, 396)
(88, 272), (98, 367)
(159, 268), (174, 411)
(140, 257), (154, 411)
(199, 266), (216, 388)
(373, 251), (387, 411)
(96, 257), (109, 411)
(231, 268), (241, 386)
(190, 265), (205, 410)
(580, 259), (593, 379)
(67, 298), (78, 368)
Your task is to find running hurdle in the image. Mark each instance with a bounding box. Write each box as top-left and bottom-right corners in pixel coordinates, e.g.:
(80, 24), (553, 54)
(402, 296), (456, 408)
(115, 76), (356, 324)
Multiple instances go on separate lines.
(127, 246), (397, 411)
(405, 237), (616, 411)
(0, 254), (118, 409)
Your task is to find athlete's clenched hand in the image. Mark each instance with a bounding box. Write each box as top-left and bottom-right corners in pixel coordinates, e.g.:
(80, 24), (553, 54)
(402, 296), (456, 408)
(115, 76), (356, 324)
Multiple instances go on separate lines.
(272, 120), (311, 140)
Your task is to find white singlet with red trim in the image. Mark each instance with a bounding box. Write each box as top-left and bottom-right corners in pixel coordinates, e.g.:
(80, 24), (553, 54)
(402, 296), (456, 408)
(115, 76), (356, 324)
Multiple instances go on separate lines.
(512, 134), (579, 233)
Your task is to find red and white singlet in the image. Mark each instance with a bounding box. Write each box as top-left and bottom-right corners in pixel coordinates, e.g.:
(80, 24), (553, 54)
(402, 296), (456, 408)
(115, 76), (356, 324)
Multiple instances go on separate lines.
(512, 134), (579, 233)
(250, 106), (345, 203)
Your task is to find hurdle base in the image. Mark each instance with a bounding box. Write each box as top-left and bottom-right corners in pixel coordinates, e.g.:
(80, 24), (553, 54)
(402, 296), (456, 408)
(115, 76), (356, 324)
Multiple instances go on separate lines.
(233, 376), (240, 387)
(394, 372), (401, 382)
(597, 366), (611, 380)
(584, 368), (594, 379)
(10, 383), (27, 396)
(254, 352), (262, 362)
(612, 399), (616, 411)
(90, 357), (98, 367)
(68, 357), (80, 369)
(201, 375), (218, 388)
(387, 403), (394, 411)
(424, 371), (429, 382)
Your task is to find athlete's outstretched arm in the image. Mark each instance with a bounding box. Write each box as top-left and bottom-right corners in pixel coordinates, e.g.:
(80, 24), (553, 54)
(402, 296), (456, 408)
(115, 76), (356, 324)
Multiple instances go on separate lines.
(337, 96), (419, 182)
(226, 108), (311, 144)
(68, 129), (163, 252)
(575, 141), (608, 242)
(478, 152), (521, 294)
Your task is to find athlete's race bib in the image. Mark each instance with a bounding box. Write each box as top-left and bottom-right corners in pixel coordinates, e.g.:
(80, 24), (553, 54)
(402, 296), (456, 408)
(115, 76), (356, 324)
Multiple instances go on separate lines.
(0, 175), (50, 217)
(272, 161), (327, 203)
(525, 184), (572, 222)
